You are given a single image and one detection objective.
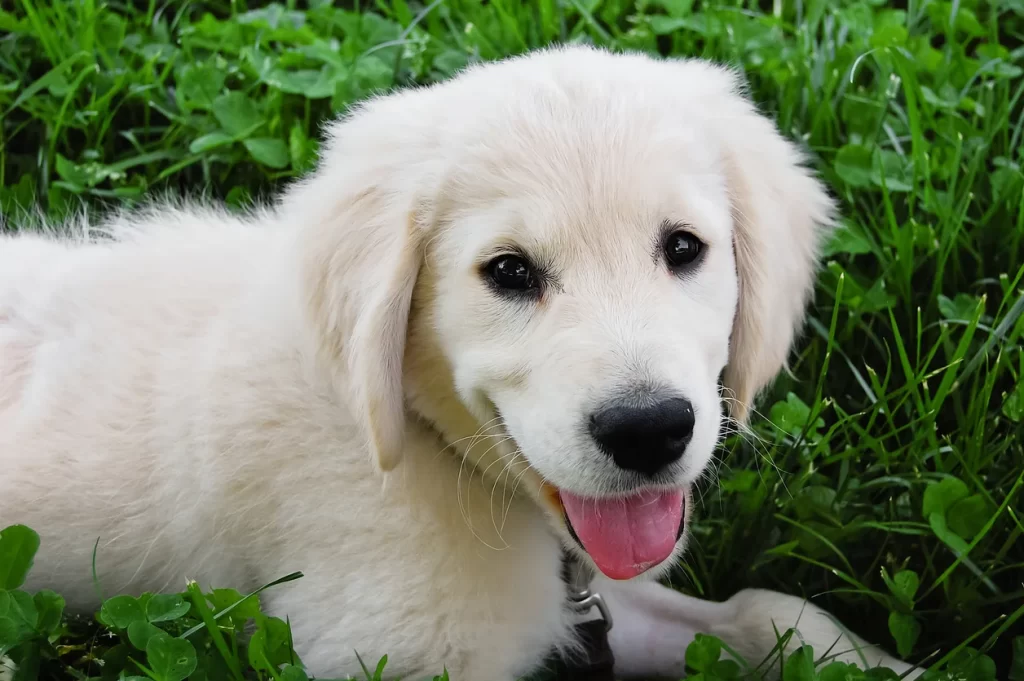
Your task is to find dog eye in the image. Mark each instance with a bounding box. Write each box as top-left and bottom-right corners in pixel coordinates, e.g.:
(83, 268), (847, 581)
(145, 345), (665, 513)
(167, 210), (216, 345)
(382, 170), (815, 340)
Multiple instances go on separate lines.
(486, 254), (538, 292)
(663, 230), (703, 269)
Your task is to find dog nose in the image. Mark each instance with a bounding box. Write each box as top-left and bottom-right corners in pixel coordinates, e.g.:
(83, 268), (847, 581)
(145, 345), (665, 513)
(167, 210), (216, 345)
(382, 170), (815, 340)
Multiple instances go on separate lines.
(589, 397), (695, 476)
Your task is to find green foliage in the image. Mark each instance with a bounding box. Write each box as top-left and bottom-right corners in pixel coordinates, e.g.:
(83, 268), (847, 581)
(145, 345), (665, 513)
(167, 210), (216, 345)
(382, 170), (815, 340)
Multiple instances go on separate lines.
(0, 525), (465, 681)
(5, 524), (1015, 681)
(0, 527), (40, 591)
(1, 0), (1023, 679)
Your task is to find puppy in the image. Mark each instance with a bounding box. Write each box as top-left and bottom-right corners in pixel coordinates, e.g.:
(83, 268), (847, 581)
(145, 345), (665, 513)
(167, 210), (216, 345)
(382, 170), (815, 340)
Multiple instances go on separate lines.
(0, 46), (919, 679)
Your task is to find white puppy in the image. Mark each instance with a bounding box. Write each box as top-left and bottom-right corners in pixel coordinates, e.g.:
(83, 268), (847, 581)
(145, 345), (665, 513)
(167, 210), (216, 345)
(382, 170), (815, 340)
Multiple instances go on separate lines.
(0, 46), (919, 679)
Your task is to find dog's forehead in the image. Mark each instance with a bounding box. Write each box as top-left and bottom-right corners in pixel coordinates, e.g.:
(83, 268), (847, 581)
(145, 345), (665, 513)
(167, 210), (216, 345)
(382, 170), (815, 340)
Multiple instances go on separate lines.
(431, 63), (739, 267)
(447, 124), (733, 262)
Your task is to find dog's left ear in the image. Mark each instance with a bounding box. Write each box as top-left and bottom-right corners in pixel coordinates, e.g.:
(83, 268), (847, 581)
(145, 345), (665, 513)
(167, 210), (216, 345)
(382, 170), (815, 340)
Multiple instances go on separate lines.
(695, 64), (837, 422)
(282, 91), (446, 472)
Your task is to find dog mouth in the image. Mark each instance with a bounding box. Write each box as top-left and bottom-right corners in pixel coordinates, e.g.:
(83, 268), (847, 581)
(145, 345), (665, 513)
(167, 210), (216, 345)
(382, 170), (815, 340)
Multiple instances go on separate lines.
(544, 485), (686, 580)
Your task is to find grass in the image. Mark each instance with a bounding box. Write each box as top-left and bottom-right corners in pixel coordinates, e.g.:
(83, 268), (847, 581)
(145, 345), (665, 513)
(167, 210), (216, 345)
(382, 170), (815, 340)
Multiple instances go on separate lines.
(0, 0), (1023, 679)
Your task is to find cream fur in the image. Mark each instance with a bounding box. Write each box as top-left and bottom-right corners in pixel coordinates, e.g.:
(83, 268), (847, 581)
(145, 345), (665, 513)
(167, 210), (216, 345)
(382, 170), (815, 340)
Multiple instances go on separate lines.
(0, 46), (919, 679)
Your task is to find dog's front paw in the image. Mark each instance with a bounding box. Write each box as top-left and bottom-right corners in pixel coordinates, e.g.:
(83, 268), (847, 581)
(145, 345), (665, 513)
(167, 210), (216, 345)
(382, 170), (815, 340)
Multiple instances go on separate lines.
(724, 588), (923, 678)
(594, 578), (924, 680)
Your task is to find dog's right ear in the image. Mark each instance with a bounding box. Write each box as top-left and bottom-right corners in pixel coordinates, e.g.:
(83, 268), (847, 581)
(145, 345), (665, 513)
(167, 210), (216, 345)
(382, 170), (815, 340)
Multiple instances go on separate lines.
(282, 92), (446, 473)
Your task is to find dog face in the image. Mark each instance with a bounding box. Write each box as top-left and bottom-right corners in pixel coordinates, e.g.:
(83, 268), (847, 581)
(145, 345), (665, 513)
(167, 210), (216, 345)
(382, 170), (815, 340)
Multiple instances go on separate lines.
(414, 128), (739, 578)
(427, 125), (737, 489)
(289, 46), (834, 581)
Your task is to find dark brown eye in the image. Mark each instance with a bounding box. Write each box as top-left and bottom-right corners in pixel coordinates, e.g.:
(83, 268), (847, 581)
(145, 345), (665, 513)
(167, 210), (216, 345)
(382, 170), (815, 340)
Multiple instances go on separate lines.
(664, 230), (703, 269)
(487, 254), (537, 292)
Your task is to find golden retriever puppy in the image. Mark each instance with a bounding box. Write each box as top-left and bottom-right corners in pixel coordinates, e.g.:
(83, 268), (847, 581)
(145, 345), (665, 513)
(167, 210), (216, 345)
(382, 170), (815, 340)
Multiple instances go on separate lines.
(0, 45), (919, 679)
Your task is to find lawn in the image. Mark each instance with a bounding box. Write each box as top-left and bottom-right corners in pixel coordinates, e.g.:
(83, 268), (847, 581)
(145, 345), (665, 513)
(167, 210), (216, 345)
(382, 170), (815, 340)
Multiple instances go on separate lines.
(1, 0), (1023, 680)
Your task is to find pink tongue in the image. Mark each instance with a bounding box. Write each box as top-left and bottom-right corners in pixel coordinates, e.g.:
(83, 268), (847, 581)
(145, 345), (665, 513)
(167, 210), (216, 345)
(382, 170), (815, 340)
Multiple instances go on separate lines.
(559, 489), (684, 580)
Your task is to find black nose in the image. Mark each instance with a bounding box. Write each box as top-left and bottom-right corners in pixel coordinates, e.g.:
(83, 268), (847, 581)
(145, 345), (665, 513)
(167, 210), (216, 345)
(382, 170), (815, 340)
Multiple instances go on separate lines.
(589, 397), (695, 476)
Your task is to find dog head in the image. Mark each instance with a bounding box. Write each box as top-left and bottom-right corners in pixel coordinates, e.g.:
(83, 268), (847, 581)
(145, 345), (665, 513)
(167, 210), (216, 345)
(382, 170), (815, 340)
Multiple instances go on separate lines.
(286, 46), (835, 581)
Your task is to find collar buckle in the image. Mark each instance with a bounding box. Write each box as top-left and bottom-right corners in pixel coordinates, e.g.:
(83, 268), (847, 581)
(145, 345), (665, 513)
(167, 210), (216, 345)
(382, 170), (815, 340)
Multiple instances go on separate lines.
(567, 586), (613, 632)
(565, 556), (613, 632)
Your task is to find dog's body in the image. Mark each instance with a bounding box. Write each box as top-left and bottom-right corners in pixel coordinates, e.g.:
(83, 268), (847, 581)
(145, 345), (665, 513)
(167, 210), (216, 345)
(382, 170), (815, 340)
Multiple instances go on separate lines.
(1, 213), (570, 677)
(1, 46), (920, 679)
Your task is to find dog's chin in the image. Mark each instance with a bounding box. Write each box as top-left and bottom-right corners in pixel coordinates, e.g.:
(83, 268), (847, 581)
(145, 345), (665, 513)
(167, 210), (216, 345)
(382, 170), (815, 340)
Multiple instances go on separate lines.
(536, 481), (690, 581)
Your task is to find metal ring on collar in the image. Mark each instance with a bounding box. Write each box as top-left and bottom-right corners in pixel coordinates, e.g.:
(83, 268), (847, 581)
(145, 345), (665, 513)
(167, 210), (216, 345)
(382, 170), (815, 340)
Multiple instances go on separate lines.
(567, 587), (613, 632)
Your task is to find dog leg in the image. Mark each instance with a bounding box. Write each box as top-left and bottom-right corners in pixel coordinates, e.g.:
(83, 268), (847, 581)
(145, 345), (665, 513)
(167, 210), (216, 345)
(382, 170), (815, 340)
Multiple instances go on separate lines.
(591, 577), (922, 679)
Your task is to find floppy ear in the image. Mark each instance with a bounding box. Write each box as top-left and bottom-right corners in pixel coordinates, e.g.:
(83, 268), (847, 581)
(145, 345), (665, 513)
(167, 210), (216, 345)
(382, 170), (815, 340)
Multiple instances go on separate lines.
(702, 69), (837, 422)
(282, 92), (446, 472)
